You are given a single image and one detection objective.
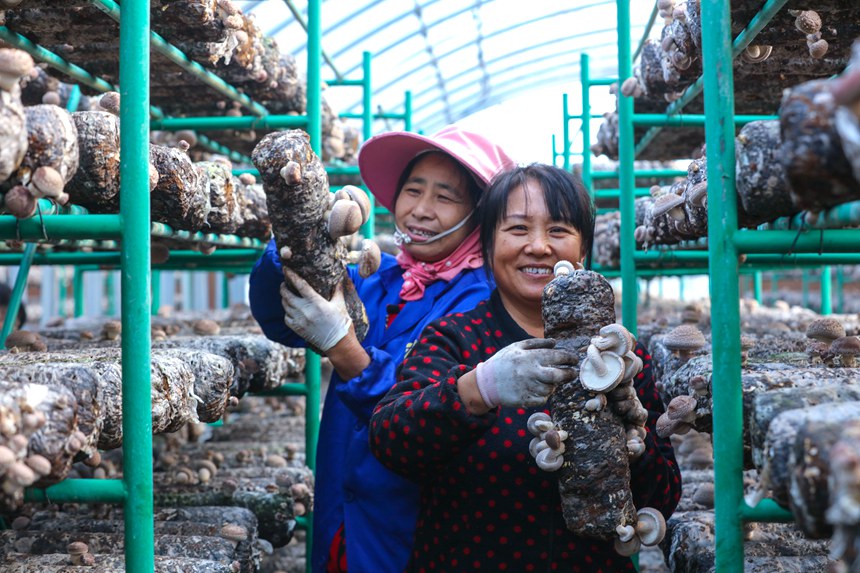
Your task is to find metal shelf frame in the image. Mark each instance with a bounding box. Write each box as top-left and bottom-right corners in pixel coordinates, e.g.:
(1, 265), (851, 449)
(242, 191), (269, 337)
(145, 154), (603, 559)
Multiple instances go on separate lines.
(602, 0), (860, 570)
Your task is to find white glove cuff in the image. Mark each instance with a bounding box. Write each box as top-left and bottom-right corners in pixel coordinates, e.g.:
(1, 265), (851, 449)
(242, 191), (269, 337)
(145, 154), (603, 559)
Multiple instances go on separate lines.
(475, 361), (500, 409)
(315, 317), (350, 352)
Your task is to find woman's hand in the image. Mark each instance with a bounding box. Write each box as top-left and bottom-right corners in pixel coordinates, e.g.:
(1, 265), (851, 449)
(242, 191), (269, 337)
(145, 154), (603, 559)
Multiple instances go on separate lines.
(472, 338), (579, 409)
(280, 268), (351, 352)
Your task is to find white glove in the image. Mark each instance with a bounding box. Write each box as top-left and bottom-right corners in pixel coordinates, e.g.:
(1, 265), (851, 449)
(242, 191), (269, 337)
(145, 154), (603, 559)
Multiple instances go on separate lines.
(280, 268), (351, 352)
(475, 338), (578, 408)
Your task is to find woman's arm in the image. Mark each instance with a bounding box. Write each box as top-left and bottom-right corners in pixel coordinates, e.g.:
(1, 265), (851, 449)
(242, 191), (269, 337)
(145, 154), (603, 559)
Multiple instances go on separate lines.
(369, 316), (497, 483)
(629, 342), (683, 517)
(249, 239), (306, 348)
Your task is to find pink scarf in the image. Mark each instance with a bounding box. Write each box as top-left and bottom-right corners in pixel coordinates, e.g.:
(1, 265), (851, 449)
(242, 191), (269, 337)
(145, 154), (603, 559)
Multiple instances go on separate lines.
(396, 228), (483, 301)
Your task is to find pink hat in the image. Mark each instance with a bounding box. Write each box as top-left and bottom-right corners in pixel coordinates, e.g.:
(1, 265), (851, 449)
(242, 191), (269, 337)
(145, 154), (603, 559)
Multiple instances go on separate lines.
(357, 125), (516, 212)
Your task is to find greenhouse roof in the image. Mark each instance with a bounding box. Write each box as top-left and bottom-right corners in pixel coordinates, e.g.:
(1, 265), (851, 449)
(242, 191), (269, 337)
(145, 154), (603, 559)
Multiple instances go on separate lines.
(244, 0), (655, 134)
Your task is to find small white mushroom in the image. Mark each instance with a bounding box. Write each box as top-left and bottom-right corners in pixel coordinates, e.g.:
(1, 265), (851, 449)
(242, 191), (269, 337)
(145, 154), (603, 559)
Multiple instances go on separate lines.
(585, 394), (607, 412)
(529, 437), (549, 458)
(0, 49), (34, 92)
(621, 351), (643, 381)
(579, 345), (625, 392)
(553, 260), (575, 277)
(357, 239), (381, 278)
(740, 44), (773, 64)
(613, 532), (641, 556)
(635, 507), (667, 546)
(25, 454), (52, 477)
(99, 92), (121, 116)
(280, 161), (302, 185)
(526, 412), (553, 436)
(279, 245), (293, 261)
(342, 185), (372, 224)
(29, 166), (65, 200)
(4, 186), (37, 219)
(535, 447), (564, 471)
(328, 199), (363, 239)
(593, 324), (633, 355)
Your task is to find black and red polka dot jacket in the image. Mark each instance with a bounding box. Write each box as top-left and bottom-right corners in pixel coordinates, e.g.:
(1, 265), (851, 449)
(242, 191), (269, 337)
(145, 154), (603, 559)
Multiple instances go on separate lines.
(370, 290), (682, 573)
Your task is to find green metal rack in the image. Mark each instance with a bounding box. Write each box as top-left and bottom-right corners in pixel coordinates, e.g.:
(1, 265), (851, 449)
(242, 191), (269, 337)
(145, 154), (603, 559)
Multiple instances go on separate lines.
(601, 0), (860, 570)
(0, 1), (336, 571)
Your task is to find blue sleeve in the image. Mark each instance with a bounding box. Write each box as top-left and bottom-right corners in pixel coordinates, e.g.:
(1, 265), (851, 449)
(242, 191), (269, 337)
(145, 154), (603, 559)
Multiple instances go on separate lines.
(334, 273), (493, 425)
(248, 239), (307, 348)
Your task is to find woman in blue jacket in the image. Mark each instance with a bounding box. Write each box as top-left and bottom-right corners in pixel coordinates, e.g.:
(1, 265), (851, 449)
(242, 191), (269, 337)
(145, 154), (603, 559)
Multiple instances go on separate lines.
(249, 125), (514, 573)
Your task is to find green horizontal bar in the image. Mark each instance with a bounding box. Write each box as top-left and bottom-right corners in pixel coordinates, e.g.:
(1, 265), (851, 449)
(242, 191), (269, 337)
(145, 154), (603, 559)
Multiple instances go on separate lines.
(565, 112), (606, 121)
(326, 166), (361, 176)
(734, 229), (860, 253)
(0, 249), (262, 267)
(0, 27), (115, 93)
(593, 187), (653, 200)
(635, 251), (708, 262)
(0, 215), (122, 240)
(740, 499), (794, 522)
(591, 169), (688, 180)
(632, 113), (776, 127)
(295, 515), (310, 529)
(341, 112), (405, 120)
(1, 199), (92, 217)
(89, 0), (269, 117)
(635, 249), (860, 265)
(25, 479), (125, 504)
(327, 79), (364, 87)
(151, 115), (307, 131)
(196, 134), (254, 165)
(252, 382), (308, 396)
(763, 200), (860, 231)
(588, 78), (618, 86)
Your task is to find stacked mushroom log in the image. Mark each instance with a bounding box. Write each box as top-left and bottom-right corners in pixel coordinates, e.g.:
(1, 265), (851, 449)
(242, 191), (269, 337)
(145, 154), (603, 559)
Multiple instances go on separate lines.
(597, 54), (860, 260)
(0, 0), (351, 162)
(534, 262), (665, 556)
(646, 309), (860, 569)
(252, 129), (381, 352)
(1, 395), (314, 572)
(592, 3), (860, 161)
(0, 319), (312, 571)
(0, 87), (272, 254)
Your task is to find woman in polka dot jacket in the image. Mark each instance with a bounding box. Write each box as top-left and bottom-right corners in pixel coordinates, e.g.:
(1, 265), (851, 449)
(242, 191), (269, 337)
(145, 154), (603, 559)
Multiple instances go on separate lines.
(250, 126), (515, 573)
(370, 164), (681, 573)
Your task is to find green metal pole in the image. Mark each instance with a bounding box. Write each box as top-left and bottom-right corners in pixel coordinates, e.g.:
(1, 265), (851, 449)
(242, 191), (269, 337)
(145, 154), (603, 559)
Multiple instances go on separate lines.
(306, 2), (322, 570)
(120, 1), (153, 570)
(820, 266), (832, 315)
(562, 93), (571, 173)
(151, 270), (161, 316)
(581, 53), (593, 193)
(770, 272), (778, 295)
(836, 267), (844, 313)
(221, 273), (230, 309)
(753, 272), (763, 304)
(701, 0), (745, 570)
(360, 51), (376, 239)
(57, 266), (67, 317)
(616, 0), (637, 335)
(0, 243), (35, 347)
(404, 90), (413, 132)
(74, 267), (84, 317)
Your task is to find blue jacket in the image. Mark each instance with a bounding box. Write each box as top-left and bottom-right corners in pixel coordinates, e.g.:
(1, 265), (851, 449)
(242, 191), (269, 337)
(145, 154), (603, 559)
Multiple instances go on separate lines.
(249, 239), (494, 573)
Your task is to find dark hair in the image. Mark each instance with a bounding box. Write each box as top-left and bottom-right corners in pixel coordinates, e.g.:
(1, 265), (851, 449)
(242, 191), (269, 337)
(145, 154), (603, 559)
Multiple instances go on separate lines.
(477, 163), (595, 270)
(392, 150), (483, 209)
(0, 283), (27, 329)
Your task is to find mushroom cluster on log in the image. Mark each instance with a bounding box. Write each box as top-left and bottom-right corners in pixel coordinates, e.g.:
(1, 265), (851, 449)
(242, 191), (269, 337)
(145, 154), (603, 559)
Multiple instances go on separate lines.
(540, 262), (662, 555)
(0, 0), (354, 159)
(252, 129), (371, 351)
(593, 3), (860, 161)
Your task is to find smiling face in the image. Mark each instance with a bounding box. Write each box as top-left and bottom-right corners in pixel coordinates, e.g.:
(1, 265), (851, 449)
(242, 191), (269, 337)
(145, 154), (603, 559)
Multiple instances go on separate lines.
(492, 177), (586, 323)
(393, 152), (477, 262)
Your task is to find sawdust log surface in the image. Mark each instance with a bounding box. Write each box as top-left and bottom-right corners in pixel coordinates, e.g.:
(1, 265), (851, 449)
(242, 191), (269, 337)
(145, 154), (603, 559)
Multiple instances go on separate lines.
(762, 400), (860, 508)
(0, 86), (28, 185)
(66, 111), (121, 211)
(252, 129), (367, 349)
(543, 269), (633, 538)
(150, 144), (211, 231)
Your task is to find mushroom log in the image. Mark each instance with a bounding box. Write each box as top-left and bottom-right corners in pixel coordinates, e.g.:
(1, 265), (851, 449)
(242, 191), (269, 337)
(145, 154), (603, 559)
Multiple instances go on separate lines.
(251, 129), (369, 350)
(541, 262), (663, 553)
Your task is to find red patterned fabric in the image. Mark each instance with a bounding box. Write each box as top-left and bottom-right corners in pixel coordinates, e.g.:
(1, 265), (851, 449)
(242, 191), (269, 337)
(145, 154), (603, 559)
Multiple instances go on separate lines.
(370, 291), (682, 572)
(325, 523), (347, 573)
